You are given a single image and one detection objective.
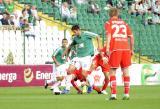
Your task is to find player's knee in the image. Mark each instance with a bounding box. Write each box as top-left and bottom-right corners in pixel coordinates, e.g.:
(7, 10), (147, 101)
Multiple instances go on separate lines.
(109, 68), (116, 76)
(56, 76), (64, 81)
(104, 72), (110, 79)
(67, 66), (76, 74)
(122, 68), (129, 76)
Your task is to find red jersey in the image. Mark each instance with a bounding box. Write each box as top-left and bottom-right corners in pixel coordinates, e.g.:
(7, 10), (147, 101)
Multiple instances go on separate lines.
(73, 68), (86, 81)
(104, 17), (133, 51)
(99, 47), (107, 57)
(93, 47), (110, 72)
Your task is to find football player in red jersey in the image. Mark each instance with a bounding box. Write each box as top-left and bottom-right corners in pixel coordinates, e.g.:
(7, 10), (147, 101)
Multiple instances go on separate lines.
(104, 8), (134, 100)
(89, 47), (110, 95)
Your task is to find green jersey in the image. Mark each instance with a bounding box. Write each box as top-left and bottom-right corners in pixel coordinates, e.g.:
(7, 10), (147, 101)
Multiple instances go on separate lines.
(69, 46), (77, 59)
(71, 31), (98, 57)
(28, 15), (36, 26)
(3, 1), (14, 14)
(52, 47), (66, 65)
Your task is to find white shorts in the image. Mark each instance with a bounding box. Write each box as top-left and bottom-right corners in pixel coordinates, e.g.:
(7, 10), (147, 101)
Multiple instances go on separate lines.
(53, 63), (69, 77)
(70, 56), (92, 71)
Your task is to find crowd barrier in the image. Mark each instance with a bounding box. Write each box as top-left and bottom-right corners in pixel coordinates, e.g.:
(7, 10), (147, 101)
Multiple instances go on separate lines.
(0, 64), (160, 87)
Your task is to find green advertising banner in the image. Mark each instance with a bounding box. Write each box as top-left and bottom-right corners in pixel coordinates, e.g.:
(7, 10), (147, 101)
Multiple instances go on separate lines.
(141, 64), (160, 85)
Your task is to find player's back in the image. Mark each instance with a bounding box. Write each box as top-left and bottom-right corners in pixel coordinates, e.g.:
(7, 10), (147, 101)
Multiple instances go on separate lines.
(105, 17), (132, 51)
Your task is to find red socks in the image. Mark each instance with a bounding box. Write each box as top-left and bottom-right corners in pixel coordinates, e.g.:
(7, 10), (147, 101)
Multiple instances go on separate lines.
(102, 78), (109, 91)
(71, 80), (81, 92)
(93, 85), (101, 93)
(123, 76), (130, 95)
(109, 76), (130, 95)
(110, 76), (117, 94)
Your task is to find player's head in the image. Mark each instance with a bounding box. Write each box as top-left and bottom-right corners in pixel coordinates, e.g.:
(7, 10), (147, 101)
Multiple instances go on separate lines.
(71, 25), (81, 36)
(109, 8), (119, 18)
(62, 38), (68, 47)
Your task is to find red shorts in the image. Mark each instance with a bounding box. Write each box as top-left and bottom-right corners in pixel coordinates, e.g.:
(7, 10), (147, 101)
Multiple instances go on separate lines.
(109, 50), (131, 68)
(72, 68), (86, 81)
(93, 54), (110, 73)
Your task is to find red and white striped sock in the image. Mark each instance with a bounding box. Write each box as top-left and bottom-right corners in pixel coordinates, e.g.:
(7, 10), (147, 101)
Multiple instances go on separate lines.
(124, 76), (130, 95)
(110, 76), (117, 95)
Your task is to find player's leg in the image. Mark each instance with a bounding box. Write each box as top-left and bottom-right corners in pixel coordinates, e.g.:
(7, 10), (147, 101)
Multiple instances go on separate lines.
(121, 50), (131, 100)
(70, 74), (83, 94)
(93, 85), (102, 94)
(62, 57), (80, 94)
(45, 75), (58, 89)
(81, 81), (87, 93)
(61, 74), (72, 94)
(108, 51), (122, 100)
(100, 60), (110, 95)
(84, 62), (96, 93)
(50, 75), (64, 90)
(66, 57), (81, 91)
(50, 63), (67, 92)
(44, 64), (57, 89)
(49, 65), (64, 91)
(121, 68), (130, 100)
(84, 78), (101, 94)
(80, 56), (94, 93)
(57, 63), (71, 94)
(64, 63), (72, 92)
(109, 68), (117, 99)
(44, 79), (53, 89)
(64, 61), (78, 93)
(51, 81), (62, 94)
(65, 75), (72, 90)
(101, 72), (109, 95)
(65, 64), (76, 93)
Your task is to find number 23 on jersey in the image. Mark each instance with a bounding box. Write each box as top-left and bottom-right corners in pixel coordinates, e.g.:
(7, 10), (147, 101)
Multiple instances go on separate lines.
(112, 24), (127, 38)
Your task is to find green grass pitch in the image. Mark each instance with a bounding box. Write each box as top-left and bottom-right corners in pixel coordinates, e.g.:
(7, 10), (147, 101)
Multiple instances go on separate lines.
(0, 85), (160, 109)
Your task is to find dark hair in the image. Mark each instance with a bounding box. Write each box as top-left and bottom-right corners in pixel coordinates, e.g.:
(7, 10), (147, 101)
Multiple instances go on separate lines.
(62, 38), (68, 42)
(71, 25), (80, 31)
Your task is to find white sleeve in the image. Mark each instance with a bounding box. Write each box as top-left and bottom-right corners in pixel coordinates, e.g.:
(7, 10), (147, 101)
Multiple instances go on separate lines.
(53, 47), (61, 56)
(83, 31), (99, 38)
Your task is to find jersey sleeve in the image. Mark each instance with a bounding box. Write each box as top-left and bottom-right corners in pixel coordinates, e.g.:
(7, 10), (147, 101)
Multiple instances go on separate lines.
(104, 22), (111, 36)
(126, 24), (133, 37)
(83, 31), (99, 38)
(70, 37), (77, 47)
(52, 47), (61, 57)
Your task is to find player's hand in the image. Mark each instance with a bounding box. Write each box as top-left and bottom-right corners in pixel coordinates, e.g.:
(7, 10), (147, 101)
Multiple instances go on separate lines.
(62, 50), (67, 58)
(131, 50), (134, 56)
(62, 53), (65, 58)
(97, 48), (101, 53)
(102, 57), (108, 65)
(106, 50), (110, 56)
(55, 63), (60, 67)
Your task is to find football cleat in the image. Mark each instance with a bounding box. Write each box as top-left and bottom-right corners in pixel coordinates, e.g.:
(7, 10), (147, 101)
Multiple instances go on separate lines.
(87, 86), (93, 93)
(109, 97), (117, 100)
(98, 92), (102, 94)
(101, 90), (108, 95)
(44, 80), (48, 89)
(77, 91), (83, 94)
(61, 89), (70, 94)
(82, 85), (87, 93)
(54, 92), (61, 95)
(122, 95), (130, 100)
